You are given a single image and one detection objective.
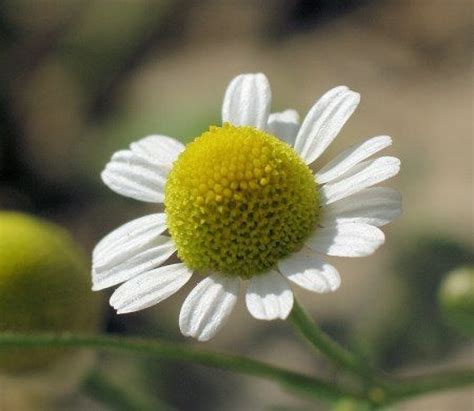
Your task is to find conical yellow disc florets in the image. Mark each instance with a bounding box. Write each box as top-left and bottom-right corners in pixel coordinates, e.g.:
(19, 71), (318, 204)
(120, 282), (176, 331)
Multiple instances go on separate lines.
(165, 124), (320, 279)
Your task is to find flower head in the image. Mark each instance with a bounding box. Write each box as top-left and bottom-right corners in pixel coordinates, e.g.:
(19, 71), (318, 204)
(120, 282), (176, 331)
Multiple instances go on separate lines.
(165, 123), (320, 279)
(93, 73), (401, 341)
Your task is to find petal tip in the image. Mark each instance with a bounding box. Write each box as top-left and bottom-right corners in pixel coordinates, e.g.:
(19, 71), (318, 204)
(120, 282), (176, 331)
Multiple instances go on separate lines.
(91, 281), (104, 292)
(116, 309), (129, 315)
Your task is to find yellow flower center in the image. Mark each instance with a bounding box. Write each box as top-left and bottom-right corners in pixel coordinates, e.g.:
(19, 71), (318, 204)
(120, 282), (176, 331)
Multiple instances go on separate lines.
(165, 124), (320, 279)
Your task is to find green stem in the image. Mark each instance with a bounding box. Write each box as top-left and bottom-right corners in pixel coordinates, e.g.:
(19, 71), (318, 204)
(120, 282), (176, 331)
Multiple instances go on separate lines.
(288, 300), (474, 405)
(289, 299), (375, 381)
(0, 332), (361, 402)
(386, 369), (474, 403)
(1, 331), (472, 406)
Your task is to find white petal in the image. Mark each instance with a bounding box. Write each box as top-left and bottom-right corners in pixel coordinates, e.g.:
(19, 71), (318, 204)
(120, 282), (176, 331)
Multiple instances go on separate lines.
(278, 247), (340, 293)
(266, 109), (300, 146)
(321, 156), (400, 205)
(222, 73), (271, 129)
(306, 223), (385, 257)
(179, 275), (239, 341)
(322, 187), (402, 227)
(101, 135), (183, 203)
(130, 135), (184, 164)
(93, 214), (167, 269)
(316, 135), (392, 184)
(101, 151), (169, 203)
(245, 271), (294, 320)
(92, 236), (176, 291)
(110, 263), (192, 314)
(294, 86), (360, 165)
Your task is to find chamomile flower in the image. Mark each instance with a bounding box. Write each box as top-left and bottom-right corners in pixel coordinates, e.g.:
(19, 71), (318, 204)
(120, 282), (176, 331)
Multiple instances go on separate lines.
(92, 73), (401, 341)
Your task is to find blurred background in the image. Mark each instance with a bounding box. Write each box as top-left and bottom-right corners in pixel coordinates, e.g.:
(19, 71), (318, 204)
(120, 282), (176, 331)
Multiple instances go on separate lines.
(0, 0), (473, 410)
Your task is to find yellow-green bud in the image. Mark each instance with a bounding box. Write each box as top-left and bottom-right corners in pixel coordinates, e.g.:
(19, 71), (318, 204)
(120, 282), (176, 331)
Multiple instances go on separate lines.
(439, 266), (474, 336)
(0, 212), (102, 373)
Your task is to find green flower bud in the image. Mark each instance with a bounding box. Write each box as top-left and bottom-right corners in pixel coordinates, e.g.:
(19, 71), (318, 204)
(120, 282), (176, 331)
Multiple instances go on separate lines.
(439, 266), (474, 336)
(0, 212), (102, 372)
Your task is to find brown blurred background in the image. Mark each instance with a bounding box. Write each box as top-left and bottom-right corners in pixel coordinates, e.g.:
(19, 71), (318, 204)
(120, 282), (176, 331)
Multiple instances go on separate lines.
(0, 0), (473, 410)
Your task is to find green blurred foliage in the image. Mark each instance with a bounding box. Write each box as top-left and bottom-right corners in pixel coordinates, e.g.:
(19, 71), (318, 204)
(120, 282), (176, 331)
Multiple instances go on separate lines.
(332, 399), (373, 411)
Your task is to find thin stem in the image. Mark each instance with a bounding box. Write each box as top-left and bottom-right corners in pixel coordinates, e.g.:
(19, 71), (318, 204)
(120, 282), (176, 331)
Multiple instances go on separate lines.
(2, 331), (472, 406)
(386, 369), (474, 403)
(288, 299), (474, 405)
(0, 332), (361, 402)
(289, 299), (375, 381)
